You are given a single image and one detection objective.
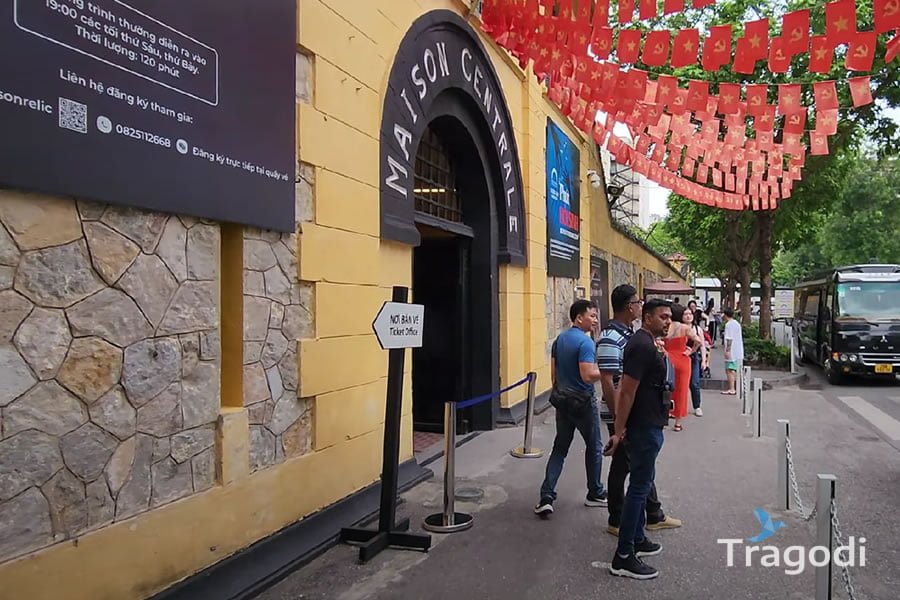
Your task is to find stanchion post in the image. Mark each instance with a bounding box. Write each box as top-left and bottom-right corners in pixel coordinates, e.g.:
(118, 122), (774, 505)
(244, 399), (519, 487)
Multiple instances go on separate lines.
(423, 402), (474, 533)
(511, 372), (543, 459)
(741, 365), (752, 414)
(815, 474), (837, 600)
(790, 331), (797, 374)
(777, 420), (790, 511)
(753, 377), (762, 437)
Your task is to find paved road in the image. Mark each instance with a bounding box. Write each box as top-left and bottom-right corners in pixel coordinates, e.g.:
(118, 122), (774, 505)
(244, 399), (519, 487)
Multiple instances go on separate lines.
(257, 372), (899, 600)
(805, 364), (900, 453)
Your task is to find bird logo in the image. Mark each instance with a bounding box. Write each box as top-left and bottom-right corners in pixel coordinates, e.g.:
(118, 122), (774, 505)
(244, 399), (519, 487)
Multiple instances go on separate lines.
(747, 508), (786, 543)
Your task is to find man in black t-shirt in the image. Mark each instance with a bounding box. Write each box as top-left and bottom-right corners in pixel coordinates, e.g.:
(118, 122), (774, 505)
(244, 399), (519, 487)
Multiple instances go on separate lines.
(604, 299), (672, 580)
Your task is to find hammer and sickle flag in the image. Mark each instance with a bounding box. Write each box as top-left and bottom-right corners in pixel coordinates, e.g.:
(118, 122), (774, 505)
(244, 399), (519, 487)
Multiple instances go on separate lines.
(702, 24), (732, 71)
(813, 81), (839, 111)
(875, 0), (900, 33)
(642, 30), (671, 66)
(846, 31), (876, 71)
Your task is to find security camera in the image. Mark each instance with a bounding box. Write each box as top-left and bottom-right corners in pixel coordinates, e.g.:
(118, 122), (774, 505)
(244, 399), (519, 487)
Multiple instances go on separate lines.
(587, 170), (602, 188)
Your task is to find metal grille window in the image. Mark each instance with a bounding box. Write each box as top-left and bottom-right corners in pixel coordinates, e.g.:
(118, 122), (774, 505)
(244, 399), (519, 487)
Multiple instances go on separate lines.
(414, 127), (462, 223)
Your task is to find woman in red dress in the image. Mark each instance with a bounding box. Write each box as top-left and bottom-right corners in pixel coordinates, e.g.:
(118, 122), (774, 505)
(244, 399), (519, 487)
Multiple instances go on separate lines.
(665, 304), (699, 431)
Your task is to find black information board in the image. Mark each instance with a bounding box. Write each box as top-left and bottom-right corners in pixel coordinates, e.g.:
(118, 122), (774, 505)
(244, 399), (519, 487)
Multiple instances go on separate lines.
(0, 0), (296, 231)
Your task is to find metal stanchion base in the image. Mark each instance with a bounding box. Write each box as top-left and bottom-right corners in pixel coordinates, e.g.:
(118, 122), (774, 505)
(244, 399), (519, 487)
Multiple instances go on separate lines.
(510, 446), (543, 458)
(340, 518), (431, 563)
(422, 512), (474, 533)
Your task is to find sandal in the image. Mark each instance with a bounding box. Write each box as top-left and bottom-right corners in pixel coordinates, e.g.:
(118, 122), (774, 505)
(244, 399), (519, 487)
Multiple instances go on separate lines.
(673, 424), (683, 432)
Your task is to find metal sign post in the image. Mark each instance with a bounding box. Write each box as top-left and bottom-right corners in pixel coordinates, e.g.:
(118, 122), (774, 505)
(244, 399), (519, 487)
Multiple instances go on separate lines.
(339, 287), (431, 562)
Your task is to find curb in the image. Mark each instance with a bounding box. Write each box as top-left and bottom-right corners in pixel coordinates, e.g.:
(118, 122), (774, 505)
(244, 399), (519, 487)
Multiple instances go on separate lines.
(700, 370), (808, 391)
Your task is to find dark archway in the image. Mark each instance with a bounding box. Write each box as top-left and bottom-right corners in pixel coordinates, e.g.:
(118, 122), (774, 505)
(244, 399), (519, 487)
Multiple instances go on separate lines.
(411, 90), (499, 432)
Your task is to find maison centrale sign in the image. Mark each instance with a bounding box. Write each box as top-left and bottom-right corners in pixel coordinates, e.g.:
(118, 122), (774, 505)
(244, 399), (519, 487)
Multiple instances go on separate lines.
(379, 11), (527, 266)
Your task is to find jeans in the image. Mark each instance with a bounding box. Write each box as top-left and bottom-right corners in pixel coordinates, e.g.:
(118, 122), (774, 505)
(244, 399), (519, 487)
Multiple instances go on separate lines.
(616, 426), (664, 556)
(690, 353), (702, 410)
(606, 423), (663, 526)
(539, 399), (604, 501)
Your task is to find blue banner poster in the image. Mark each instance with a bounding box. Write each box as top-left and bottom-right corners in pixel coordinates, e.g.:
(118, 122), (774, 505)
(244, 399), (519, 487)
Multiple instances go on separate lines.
(546, 119), (581, 278)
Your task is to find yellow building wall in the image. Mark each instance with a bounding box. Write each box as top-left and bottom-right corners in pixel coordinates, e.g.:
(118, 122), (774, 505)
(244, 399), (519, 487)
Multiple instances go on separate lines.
(0, 1), (685, 598)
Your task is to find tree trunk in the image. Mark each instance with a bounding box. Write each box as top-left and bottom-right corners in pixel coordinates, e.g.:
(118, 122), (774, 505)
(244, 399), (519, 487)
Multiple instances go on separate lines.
(757, 211), (775, 340)
(723, 274), (736, 310)
(738, 266), (752, 323)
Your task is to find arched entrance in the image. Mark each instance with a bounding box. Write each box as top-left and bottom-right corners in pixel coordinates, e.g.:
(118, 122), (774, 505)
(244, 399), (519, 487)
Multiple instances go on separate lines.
(411, 94), (498, 432)
(379, 12), (527, 432)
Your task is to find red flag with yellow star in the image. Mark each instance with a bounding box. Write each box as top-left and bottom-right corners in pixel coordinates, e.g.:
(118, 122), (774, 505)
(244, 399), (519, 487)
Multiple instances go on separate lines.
(816, 108), (839, 135)
(809, 36), (834, 73)
(617, 28), (642, 63)
(826, 0), (857, 45)
(718, 83), (741, 114)
(655, 74), (677, 107)
(849, 76), (873, 107)
(672, 29), (700, 67)
(743, 18), (770, 59)
(755, 106), (777, 131)
(592, 0), (610, 29)
(778, 84), (803, 114)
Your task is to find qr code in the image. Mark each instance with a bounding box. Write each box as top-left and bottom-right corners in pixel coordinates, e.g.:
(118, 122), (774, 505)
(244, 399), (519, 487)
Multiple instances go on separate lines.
(58, 97), (87, 134)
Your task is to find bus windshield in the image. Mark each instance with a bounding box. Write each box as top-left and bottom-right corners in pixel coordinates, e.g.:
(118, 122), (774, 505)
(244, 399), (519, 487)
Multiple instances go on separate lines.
(836, 282), (900, 320)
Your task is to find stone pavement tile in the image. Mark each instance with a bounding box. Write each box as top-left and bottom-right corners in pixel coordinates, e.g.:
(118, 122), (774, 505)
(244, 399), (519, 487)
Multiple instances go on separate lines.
(255, 383), (900, 600)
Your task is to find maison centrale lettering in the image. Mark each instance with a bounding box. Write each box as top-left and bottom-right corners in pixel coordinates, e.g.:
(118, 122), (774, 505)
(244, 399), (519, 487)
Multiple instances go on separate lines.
(386, 44), (518, 236)
(379, 12), (526, 265)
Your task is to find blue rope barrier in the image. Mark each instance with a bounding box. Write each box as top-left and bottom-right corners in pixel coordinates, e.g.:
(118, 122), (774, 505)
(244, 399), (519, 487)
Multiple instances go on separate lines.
(455, 373), (533, 409)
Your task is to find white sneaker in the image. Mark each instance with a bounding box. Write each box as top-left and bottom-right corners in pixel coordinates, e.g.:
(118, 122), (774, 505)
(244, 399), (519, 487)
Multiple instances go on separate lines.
(694, 408), (703, 417)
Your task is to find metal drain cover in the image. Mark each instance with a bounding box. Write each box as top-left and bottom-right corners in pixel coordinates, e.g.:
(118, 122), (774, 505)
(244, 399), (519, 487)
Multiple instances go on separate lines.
(455, 487), (484, 502)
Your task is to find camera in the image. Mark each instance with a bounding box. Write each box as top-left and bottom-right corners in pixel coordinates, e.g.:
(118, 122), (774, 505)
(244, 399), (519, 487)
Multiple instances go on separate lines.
(587, 169), (602, 189)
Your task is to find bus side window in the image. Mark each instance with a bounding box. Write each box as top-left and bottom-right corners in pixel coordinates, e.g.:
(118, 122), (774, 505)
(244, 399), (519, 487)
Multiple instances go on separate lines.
(797, 292), (807, 316)
(806, 295), (819, 318)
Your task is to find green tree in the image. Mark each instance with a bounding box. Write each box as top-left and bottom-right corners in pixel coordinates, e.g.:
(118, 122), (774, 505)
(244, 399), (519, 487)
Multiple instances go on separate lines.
(820, 157), (900, 265)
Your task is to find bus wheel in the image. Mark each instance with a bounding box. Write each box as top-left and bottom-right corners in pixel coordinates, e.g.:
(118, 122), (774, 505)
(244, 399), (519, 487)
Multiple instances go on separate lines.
(824, 358), (844, 385)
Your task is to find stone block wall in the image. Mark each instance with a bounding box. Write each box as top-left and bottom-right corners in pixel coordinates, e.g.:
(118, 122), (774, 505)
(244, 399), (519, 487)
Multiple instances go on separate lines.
(612, 256), (638, 291)
(242, 164), (315, 473)
(544, 276), (575, 356)
(0, 191), (220, 563)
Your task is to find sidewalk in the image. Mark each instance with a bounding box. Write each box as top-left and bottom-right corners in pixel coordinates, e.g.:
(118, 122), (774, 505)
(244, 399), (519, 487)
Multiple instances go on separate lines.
(702, 343), (806, 391)
(253, 377), (900, 600)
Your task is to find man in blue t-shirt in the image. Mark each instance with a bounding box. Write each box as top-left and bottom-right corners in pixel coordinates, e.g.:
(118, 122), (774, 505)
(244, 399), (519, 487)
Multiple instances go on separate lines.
(534, 300), (607, 516)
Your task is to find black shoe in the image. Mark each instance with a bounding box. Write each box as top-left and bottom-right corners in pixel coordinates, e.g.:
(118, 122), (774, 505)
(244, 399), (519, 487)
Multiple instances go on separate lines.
(635, 537), (662, 557)
(584, 491), (608, 507)
(534, 498), (553, 516)
(609, 553), (659, 580)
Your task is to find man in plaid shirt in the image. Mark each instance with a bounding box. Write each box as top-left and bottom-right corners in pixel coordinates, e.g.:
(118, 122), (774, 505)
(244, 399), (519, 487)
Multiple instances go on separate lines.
(596, 285), (682, 536)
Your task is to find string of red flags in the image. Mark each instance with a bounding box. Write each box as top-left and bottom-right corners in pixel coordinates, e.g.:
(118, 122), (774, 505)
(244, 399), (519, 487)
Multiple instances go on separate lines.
(480, 0), (896, 211)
